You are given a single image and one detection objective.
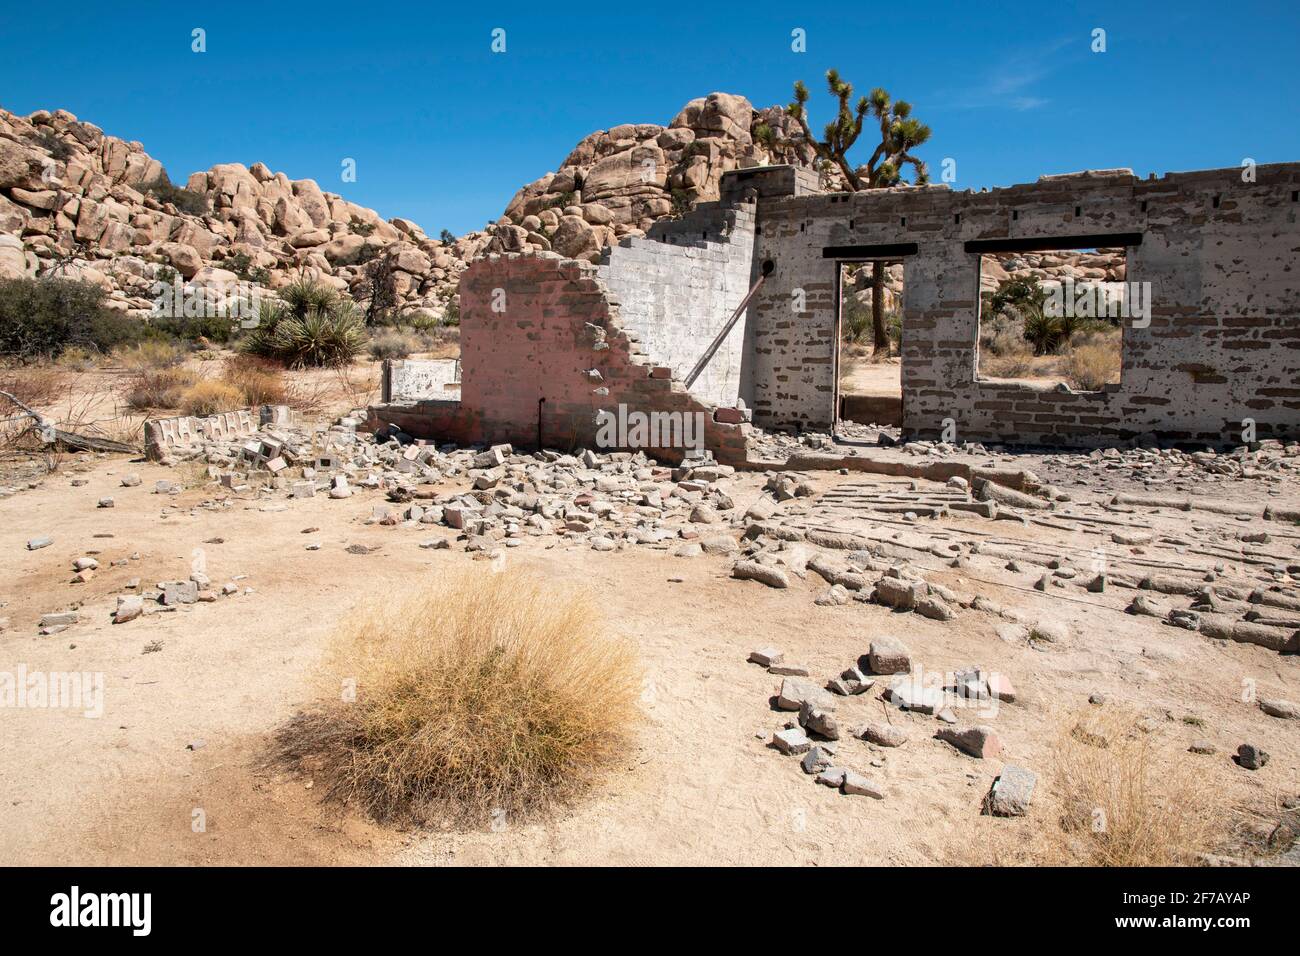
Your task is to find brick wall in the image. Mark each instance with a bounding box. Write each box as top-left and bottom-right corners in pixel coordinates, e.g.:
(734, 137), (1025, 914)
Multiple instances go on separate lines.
(370, 253), (751, 466)
(751, 164), (1300, 445)
(596, 199), (757, 407)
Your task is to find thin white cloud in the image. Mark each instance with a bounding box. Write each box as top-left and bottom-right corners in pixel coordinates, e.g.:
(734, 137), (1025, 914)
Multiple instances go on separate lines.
(932, 35), (1077, 112)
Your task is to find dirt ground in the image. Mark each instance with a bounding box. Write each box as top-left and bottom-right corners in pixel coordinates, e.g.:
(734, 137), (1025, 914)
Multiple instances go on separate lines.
(2, 443), (1297, 866)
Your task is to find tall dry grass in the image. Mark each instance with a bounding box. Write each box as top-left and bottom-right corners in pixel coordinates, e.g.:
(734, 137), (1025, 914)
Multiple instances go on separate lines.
(124, 366), (201, 411)
(272, 569), (641, 828)
(1048, 708), (1221, 865)
(965, 707), (1225, 867)
(222, 354), (289, 407)
(1064, 330), (1122, 391)
(179, 379), (244, 417)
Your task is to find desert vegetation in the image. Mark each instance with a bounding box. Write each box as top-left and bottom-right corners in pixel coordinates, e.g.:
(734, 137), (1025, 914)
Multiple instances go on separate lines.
(978, 273), (1122, 390)
(271, 570), (640, 827)
(970, 708), (1225, 867)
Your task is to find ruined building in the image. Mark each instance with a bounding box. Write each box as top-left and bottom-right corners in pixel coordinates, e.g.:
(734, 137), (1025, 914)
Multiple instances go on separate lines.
(368, 163), (1300, 465)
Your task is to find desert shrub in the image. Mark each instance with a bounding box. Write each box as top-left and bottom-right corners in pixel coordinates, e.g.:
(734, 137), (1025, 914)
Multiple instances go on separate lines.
(272, 569), (640, 827)
(403, 310), (440, 333)
(368, 330), (418, 360)
(438, 229), (456, 245)
(843, 297), (872, 343)
(440, 295), (460, 328)
(358, 249), (400, 326)
(143, 173), (209, 216)
(979, 352), (1034, 378)
(115, 340), (185, 370)
(220, 251), (269, 286)
(242, 279), (365, 368)
(0, 277), (156, 359)
(55, 347), (97, 371)
(179, 379), (244, 417)
(1048, 708), (1221, 866)
(35, 128), (74, 161)
(148, 314), (239, 344)
(1064, 332), (1122, 391)
(0, 365), (67, 409)
(1022, 306), (1064, 355)
(221, 354), (287, 406)
(125, 366), (201, 411)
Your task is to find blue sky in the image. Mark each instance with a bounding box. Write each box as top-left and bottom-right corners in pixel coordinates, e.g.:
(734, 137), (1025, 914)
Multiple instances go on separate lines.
(2, 1), (1297, 236)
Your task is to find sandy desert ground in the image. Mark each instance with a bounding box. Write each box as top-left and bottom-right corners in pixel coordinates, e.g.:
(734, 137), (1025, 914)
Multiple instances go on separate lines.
(1, 435), (1297, 867)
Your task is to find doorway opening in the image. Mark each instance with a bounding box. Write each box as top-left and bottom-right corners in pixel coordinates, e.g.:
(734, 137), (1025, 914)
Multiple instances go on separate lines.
(834, 258), (904, 441)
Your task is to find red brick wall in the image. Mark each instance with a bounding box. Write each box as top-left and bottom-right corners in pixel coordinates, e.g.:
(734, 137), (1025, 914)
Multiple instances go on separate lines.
(370, 254), (751, 466)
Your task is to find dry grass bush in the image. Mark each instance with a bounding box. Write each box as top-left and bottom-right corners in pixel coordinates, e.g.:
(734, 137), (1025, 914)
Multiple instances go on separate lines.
(1048, 707), (1222, 865)
(125, 366), (202, 411)
(115, 340), (185, 370)
(272, 569), (641, 828)
(221, 354), (288, 407)
(0, 364), (68, 409)
(964, 707), (1225, 867)
(422, 326), (460, 360)
(367, 330), (419, 360)
(55, 346), (98, 371)
(1063, 330), (1122, 391)
(179, 379), (244, 417)
(979, 352), (1035, 379)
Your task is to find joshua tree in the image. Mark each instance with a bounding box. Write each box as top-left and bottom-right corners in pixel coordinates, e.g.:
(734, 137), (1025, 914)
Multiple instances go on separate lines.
(357, 247), (400, 327)
(788, 70), (931, 352)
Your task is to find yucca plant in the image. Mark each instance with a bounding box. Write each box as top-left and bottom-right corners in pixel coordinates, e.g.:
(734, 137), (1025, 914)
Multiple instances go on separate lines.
(242, 278), (365, 368)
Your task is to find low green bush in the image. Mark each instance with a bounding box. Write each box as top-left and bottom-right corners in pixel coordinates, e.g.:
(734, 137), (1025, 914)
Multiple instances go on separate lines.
(0, 277), (156, 359)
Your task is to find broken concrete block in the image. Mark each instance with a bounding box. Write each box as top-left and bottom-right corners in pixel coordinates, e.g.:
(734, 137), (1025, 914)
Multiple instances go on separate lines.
(732, 560), (789, 589)
(26, 536), (53, 551)
(841, 772), (885, 799)
(815, 584), (852, 607)
(986, 765), (1036, 816)
(768, 663), (810, 677)
(114, 595), (143, 624)
(874, 576), (925, 610)
(776, 677), (837, 712)
(857, 723), (908, 748)
(1029, 620), (1069, 644)
(816, 767), (847, 788)
(987, 673), (1017, 703)
(328, 476), (352, 499)
(1235, 743), (1269, 770)
(915, 596), (955, 620)
(867, 637), (912, 674)
(798, 700), (841, 740)
(1259, 698), (1298, 720)
(801, 745), (836, 775)
(936, 725), (1003, 759)
(747, 648), (783, 668)
(161, 580), (199, 606)
(39, 611), (78, 628)
(72, 557), (99, 572)
(885, 676), (944, 714)
(771, 727), (811, 755)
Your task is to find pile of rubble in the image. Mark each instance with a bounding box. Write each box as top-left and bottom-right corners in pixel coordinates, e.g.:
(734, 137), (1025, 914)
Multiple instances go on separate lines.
(751, 642), (1034, 816)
